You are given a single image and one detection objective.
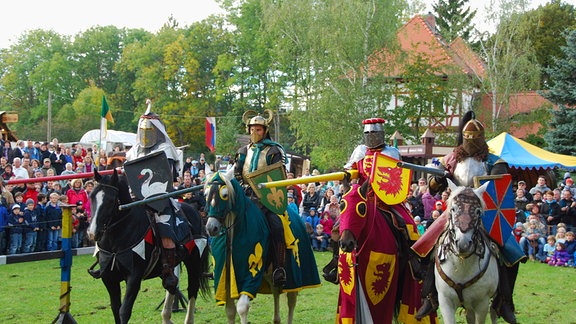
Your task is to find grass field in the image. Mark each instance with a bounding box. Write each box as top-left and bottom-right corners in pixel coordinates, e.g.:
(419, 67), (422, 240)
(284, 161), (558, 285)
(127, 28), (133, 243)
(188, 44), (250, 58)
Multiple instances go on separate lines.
(0, 251), (575, 323)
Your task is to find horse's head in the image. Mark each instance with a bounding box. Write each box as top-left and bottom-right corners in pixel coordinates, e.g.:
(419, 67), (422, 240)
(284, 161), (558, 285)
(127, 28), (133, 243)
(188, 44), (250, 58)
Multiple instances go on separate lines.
(204, 169), (237, 237)
(88, 169), (129, 241)
(445, 179), (489, 256)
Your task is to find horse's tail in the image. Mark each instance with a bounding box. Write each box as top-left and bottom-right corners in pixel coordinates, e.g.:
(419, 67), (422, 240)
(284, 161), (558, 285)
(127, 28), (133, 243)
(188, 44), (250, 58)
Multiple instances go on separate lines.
(198, 242), (212, 299)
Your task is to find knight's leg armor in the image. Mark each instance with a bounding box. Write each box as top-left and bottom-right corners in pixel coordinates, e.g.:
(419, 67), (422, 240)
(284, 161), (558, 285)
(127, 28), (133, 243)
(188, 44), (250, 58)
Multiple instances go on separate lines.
(265, 210), (286, 287)
(492, 262), (517, 323)
(415, 254), (438, 320)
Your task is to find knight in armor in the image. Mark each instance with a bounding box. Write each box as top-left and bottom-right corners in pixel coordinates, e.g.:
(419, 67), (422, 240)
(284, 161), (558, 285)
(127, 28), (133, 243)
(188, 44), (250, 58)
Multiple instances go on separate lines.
(234, 109), (288, 287)
(125, 100), (183, 294)
(413, 111), (525, 323)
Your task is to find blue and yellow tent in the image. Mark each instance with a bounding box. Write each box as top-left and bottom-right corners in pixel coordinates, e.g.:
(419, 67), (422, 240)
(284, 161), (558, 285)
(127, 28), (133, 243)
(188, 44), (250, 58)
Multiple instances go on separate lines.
(487, 132), (576, 171)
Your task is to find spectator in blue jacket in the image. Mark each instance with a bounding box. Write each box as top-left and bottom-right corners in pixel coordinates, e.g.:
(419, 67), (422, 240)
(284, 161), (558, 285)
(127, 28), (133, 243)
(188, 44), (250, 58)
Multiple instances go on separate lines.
(45, 192), (62, 251)
(23, 199), (40, 253)
(7, 204), (24, 254)
(34, 193), (48, 251)
(0, 201), (8, 254)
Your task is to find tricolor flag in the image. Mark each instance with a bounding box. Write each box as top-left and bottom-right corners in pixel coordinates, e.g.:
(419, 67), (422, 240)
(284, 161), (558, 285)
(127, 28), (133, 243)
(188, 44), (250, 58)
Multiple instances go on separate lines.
(100, 96), (114, 151)
(206, 117), (216, 152)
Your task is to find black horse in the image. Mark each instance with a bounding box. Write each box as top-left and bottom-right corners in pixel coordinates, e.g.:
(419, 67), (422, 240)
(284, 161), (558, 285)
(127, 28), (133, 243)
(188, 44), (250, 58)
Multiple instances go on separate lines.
(89, 169), (210, 324)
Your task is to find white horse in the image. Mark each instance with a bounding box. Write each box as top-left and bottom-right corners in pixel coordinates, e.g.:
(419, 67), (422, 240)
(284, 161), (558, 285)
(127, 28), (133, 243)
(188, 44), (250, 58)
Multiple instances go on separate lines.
(435, 180), (499, 324)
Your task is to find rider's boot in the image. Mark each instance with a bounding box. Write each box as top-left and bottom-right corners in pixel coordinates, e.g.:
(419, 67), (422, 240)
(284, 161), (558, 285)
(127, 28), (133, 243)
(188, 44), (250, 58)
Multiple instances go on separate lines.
(492, 263), (517, 324)
(415, 260), (438, 320)
(161, 247), (179, 295)
(272, 243), (287, 288)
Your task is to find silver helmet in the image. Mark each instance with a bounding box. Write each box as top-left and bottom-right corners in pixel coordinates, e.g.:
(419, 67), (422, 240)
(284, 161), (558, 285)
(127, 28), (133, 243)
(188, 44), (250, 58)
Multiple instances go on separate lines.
(362, 118), (386, 149)
(242, 109), (274, 143)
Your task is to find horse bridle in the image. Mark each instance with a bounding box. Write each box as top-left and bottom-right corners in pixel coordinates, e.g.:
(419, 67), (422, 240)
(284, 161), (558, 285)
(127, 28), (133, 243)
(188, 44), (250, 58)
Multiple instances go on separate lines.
(207, 179), (239, 235)
(95, 183), (127, 234)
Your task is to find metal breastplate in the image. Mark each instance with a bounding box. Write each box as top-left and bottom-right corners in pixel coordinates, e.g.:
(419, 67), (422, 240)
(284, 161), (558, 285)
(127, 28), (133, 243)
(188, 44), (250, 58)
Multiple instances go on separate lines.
(243, 144), (272, 177)
(452, 158), (487, 187)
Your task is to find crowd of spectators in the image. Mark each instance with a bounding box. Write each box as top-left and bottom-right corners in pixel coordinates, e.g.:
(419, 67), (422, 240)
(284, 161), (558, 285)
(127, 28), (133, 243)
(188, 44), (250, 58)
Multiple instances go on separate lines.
(0, 139), (102, 255)
(406, 172), (576, 268)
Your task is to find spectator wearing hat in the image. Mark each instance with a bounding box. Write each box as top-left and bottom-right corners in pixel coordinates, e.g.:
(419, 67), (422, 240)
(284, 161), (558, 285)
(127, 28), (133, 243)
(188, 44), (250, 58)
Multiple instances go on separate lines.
(287, 192), (299, 218)
(190, 160), (200, 179)
(22, 198), (39, 253)
(305, 207), (320, 231)
(414, 216), (425, 235)
(40, 158), (56, 177)
(66, 179), (89, 208)
(7, 204), (24, 254)
(198, 157), (207, 173)
(1, 163), (14, 181)
(517, 180), (533, 202)
(562, 176), (576, 198)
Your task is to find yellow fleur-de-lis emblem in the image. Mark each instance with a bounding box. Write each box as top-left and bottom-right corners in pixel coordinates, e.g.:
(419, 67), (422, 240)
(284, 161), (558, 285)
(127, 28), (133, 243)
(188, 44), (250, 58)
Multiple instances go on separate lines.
(248, 242), (263, 277)
(265, 175), (285, 209)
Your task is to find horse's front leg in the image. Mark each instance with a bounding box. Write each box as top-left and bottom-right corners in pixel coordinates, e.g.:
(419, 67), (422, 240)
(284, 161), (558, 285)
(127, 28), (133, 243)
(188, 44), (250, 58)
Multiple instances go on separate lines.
(339, 229), (357, 253)
(185, 295), (196, 324)
(119, 277), (142, 324)
(437, 292), (457, 324)
(272, 289), (281, 324)
(162, 291), (175, 324)
(102, 277), (122, 324)
(225, 295), (237, 324)
(236, 294), (251, 324)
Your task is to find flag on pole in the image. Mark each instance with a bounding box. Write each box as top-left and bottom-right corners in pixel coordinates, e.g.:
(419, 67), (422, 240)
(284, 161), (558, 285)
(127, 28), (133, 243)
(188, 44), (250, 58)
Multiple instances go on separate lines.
(100, 96), (114, 151)
(206, 117), (216, 153)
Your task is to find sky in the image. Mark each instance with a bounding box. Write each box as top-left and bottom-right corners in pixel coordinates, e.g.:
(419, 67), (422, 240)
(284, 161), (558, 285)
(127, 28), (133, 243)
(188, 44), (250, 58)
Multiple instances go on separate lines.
(0, 0), (575, 49)
(0, 0), (225, 49)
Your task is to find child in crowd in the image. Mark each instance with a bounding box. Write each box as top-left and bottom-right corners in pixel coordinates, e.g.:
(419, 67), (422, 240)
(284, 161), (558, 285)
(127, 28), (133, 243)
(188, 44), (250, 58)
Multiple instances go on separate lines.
(22, 199), (39, 253)
(556, 226), (567, 244)
(305, 207), (320, 230)
(415, 216), (426, 236)
(564, 231), (576, 267)
(45, 192), (62, 251)
(7, 205), (24, 254)
(548, 242), (570, 266)
(35, 193), (48, 252)
(320, 209), (334, 234)
(311, 224), (329, 252)
(542, 235), (556, 263)
(513, 222), (524, 243)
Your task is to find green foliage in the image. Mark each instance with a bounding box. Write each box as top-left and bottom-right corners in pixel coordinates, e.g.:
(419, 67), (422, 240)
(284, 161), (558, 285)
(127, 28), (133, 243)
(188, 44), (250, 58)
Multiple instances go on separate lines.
(514, 1), (576, 86)
(544, 105), (576, 155)
(433, 0), (477, 43)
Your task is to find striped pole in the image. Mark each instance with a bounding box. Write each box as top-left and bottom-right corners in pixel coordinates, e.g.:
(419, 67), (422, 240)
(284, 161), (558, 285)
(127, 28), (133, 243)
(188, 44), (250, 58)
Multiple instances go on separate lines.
(53, 204), (77, 324)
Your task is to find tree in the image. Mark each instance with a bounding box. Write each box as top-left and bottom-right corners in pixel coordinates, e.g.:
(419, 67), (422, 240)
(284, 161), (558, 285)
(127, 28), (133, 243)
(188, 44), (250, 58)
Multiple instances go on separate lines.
(473, 0), (541, 132)
(541, 29), (576, 155)
(433, 0), (477, 43)
(513, 0), (576, 86)
(256, 0), (409, 170)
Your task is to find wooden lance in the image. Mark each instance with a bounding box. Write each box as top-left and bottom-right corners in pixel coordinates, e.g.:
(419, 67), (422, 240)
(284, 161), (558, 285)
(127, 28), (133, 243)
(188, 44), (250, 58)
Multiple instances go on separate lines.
(257, 170), (359, 189)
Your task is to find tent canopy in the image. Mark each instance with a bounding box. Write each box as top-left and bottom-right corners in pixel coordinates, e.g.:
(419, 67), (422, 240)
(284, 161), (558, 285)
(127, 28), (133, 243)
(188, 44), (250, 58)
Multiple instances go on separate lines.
(79, 129), (136, 148)
(487, 132), (576, 171)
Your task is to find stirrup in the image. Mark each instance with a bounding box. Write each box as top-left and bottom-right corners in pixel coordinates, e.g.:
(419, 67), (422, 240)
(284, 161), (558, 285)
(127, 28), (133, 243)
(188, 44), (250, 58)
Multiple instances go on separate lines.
(88, 268), (102, 279)
(272, 267), (286, 287)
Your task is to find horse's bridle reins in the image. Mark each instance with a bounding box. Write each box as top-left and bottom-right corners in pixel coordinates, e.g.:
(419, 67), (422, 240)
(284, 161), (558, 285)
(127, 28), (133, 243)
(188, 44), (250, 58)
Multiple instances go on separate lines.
(436, 191), (490, 305)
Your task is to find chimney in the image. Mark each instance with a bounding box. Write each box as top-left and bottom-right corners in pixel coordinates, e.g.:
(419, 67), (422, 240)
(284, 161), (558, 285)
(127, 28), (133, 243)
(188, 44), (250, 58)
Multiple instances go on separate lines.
(425, 12), (436, 33)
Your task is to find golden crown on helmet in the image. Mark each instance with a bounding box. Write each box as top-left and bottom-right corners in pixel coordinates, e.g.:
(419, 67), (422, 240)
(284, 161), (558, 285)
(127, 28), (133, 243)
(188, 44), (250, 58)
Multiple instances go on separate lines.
(242, 109), (274, 143)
